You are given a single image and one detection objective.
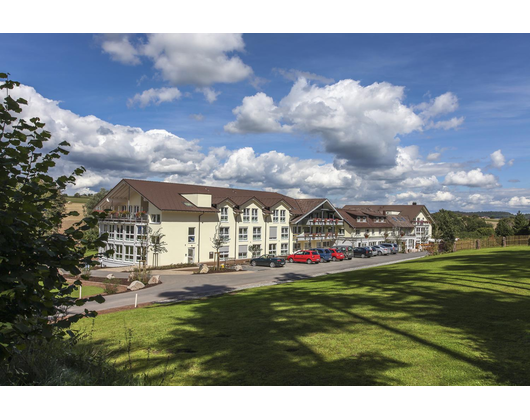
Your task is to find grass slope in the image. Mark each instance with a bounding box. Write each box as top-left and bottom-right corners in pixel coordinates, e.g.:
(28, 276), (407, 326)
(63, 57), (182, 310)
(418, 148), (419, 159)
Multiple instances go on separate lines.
(79, 246), (530, 385)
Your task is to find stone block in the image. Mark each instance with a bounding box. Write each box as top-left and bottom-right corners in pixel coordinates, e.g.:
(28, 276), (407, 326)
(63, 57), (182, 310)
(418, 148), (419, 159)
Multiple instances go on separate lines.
(127, 280), (145, 291)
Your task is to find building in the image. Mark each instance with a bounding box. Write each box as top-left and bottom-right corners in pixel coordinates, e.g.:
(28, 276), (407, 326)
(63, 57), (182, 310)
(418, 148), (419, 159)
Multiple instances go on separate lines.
(94, 179), (433, 267)
(337, 204), (434, 250)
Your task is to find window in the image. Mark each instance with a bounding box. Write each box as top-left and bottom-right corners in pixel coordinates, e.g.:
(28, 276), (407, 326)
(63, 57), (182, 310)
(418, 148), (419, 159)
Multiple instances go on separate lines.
(339, 228), (345, 236)
(136, 246), (145, 262)
(281, 227), (289, 240)
(253, 227), (261, 241)
(150, 214), (161, 223)
(251, 208), (258, 222)
(188, 227), (196, 243)
(238, 245), (248, 259)
(242, 208), (250, 222)
(357, 216), (367, 222)
(280, 209), (286, 223)
(269, 226), (277, 240)
(209, 252), (214, 259)
(125, 246), (134, 261)
(273, 210), (279, 223)
(133, 205), (139, 214)
(115, 225), (123, 240)
(137, 225), (147, 241)
(220, 227), (230, 241)
(239, 227), (248, 241)
(293, 226), (302, 234)
(125, 225), (134, 241)
(220, 207), (229, 222)
(219, 246), (229, 260)
(281, 243), (288, 255)
(107, 224), (115, 239)
(294, 243), (301, 251)
(355, 229), (360, 235)
(115, 245), (123, 260)
(269, 244), (277, 255)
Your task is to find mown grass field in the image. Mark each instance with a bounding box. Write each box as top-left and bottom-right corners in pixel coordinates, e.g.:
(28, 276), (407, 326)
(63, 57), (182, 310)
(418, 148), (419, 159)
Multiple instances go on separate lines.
(70, 285), (104, 298)
(79, 246), (530, 385)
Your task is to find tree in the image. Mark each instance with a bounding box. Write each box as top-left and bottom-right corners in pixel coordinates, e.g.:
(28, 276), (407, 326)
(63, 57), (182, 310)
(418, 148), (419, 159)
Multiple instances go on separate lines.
(211, 223), (228, 270)
(83, 188), (109, 215)
(148, 228), (168, 267)
(495, 218), (514, 237)
(432, 209), (459, 252)
(513, 211), (529, 235)
(0, 73), (109, 360)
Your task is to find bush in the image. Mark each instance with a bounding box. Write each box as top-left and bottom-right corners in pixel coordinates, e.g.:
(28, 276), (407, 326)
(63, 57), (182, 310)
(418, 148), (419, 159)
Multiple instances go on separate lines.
(129, 266), (152, 285)
(103, 278), (120, 294)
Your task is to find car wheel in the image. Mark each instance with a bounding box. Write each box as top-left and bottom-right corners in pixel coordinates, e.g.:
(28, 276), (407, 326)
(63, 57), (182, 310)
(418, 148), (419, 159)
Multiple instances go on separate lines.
(332, 257), (337, 262)
(320, 258), (324, 263)
(251, 261), (257, 266)
(307, 259), (312, 264)
(361, 254), (366, 258)
(288, 258), (294, 263)
(270, 262), (275, 268)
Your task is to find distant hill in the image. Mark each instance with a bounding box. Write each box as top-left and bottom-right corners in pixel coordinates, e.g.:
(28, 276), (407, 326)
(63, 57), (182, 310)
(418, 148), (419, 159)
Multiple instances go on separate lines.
(433, 210), (530, 220)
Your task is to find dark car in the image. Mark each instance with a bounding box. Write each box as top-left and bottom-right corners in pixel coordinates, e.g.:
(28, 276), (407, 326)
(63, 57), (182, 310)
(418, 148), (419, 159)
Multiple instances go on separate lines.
(309, 248), (333, 263)
(250, 254), (286, 268)
(380, 243), (398, 254)
(353, 247), (373, 258)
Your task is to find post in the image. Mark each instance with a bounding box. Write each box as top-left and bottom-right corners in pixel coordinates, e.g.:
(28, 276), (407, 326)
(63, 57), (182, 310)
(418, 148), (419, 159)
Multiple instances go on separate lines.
(502, 236), (507, 247)
(79, 286), (82, 299)
(476, 239), (480, 250)
(135, 293), (138, 308)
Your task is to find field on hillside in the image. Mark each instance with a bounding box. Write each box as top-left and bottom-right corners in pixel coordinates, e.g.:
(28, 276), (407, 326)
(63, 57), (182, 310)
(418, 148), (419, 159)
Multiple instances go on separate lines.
(65, 196), (90, 204)
(79, 246), (530, 385)
(60, 201), (85, 233)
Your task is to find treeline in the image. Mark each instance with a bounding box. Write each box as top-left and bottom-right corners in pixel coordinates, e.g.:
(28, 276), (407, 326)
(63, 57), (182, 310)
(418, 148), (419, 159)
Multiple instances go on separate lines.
(433, 210), (530, 243)
(451, 211), (515, 219)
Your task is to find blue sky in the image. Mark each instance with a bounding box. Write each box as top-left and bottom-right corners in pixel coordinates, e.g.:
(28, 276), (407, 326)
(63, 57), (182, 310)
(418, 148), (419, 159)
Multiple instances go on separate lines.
(2, 33), (530, 212)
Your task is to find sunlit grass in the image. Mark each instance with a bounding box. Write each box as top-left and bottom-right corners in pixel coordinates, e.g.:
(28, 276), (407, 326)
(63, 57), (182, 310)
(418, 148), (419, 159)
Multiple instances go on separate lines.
(78, 246), (530, 385)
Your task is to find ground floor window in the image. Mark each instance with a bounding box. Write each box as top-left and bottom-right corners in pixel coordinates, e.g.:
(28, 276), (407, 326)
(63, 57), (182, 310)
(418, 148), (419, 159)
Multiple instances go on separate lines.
(293, 242), (301, 251)
(136, 246), (145, 262)
(323, 241), (331, 247)
(281, 227), (289, 240)
(269, 244), (277, 255)
(408, 239), (414, 248)
(115, 225), (123, 240)
(188, 227), (196, 243)
(238, 245), (247, 259)
(239, 227), (248, 241)
(115, 245), (123, 260)
(280, 243), (288, 255)
(125, 225), (134, 241)
(253, 227), (261, 241)
(219, 246), (229, 260)
(125, 245), (134, 261)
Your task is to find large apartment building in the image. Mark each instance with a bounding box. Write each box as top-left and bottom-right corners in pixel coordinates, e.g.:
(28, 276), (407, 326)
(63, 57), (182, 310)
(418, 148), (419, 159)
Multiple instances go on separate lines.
(95, 179), (434, 267)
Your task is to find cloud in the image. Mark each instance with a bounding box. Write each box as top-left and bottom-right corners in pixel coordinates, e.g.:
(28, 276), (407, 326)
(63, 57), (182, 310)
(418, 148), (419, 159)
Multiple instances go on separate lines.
(426, 116), (464, 130)
(127, 87), (182, 108)
(490, 149), (506, 168)
(189, 114), (205, 121)
(508, 196), (530, 207)
(444, 168), (499, 188)
(274, 68), (335, 84)
(426, 152), (441, 162)
(226, 78), (426, 169)
(417, 92), (459, 119)
(99, 34), (141, 65)
(224, 92), (292, 134)
(400, 175), (439, 188)
(98, 34), (254, 102)
(431, 190), (457, 202)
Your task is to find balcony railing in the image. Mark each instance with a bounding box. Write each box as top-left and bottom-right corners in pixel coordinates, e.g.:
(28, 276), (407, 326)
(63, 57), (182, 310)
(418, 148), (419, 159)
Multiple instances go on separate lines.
(296, 232), (338, 241)
(412, 220), (430, 225)
(101, 213), (149, 223)
(306, 218), (344, 226)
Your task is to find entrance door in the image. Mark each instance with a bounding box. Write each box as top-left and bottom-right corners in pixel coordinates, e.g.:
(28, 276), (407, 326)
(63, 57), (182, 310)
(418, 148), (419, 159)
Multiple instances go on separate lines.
(188, 248), (195, 264)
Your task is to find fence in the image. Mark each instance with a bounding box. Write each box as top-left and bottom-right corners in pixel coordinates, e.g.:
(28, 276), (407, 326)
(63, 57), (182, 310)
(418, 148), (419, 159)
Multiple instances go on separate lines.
(453, 235), (530, 252)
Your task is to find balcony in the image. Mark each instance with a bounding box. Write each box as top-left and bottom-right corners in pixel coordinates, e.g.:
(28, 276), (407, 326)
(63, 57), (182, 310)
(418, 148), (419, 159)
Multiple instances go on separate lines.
(98, 211), (149, 223)
(306, 218), (344, 226)
(412, 220), (430, 226)
(296, 232), (338, 241)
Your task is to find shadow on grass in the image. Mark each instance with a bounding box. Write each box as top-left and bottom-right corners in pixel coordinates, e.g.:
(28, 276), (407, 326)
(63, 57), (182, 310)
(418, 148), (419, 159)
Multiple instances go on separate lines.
(91, 247), (530, 385)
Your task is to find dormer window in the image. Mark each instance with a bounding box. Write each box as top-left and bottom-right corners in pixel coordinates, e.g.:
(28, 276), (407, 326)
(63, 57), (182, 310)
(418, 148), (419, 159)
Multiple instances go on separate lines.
(357, 216), (367, 222)
(252, 208), (258, 222)
(242, 208), (250, 222)
(273, 210), (279, 223)
(221, 207), (229, 222)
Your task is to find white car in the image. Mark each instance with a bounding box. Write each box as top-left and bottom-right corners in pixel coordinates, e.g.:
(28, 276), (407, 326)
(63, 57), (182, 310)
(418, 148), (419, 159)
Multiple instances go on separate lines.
(372, 245), (389, 256)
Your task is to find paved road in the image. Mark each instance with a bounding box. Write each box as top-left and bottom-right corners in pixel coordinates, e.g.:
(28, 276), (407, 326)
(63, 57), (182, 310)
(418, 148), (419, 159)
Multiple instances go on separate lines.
(69, 252), (427, 314)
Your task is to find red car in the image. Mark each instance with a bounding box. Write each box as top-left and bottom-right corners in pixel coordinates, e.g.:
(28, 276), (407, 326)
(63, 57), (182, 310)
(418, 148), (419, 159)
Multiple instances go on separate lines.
(327, 248), (345, 261)
(286, 250), (321, 264)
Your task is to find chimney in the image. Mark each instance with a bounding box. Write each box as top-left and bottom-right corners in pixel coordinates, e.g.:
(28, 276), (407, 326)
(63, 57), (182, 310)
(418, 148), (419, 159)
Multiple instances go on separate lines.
(412, 202), (417, 206)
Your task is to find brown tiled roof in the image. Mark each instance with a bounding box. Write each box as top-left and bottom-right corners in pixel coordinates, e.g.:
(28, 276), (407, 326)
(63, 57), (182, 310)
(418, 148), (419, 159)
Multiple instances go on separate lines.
(343, 204), (432, 222)
(118, 179), (307, 214)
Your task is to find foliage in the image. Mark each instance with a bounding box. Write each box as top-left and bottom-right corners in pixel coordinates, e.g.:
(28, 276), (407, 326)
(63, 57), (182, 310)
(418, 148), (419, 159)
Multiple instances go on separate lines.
(0, 73), (109, 360)
(432, 209), (459, 251)
(513, 211), (529, 235)
(211, 223), (228, 270)
(249, 244), (261, 258)
(495, 218), (515, 237)
(83, 188), (109, 215)
(148, 227), (167, 267)
(103, 278), (120, 295)
(128, 266), (152, 285)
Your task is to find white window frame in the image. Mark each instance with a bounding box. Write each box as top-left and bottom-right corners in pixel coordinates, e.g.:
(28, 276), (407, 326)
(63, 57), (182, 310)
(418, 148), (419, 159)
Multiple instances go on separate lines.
(280, 209), (286, 223)
(269, 244), (277, 255)
(125, 225), (134, 241)
(220, 207), (229, 222)
(242, 208), (250, 222)
(280, 243), (288, 255)
(273, 209), (279, 223)
(220, 227), (230, 241)
(253, 227), (261, 241)
(251, 208), (258, 222)
(150, 214), (161, 223)
(281, 227), (289, 240)
(239, 227), (248, 241)
(188, 227), (196, 243)
(115, 244), (123, 260)
(269, 226), (277, 240)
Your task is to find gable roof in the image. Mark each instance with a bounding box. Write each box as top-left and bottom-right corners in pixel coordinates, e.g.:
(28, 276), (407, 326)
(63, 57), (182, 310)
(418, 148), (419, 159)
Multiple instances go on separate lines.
(99, 179), (314, 215)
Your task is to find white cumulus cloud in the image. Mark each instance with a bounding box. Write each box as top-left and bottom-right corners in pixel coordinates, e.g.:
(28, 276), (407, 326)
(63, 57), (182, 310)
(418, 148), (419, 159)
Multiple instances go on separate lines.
(490, 149), (506, 168)
(444, 169), (499, 188)
(127, 87), (182, 108)
(508, 196), (530, 207)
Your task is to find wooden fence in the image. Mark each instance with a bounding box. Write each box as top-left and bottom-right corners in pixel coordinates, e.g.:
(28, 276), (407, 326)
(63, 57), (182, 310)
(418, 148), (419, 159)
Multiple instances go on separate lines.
(454, 235), (530, 252)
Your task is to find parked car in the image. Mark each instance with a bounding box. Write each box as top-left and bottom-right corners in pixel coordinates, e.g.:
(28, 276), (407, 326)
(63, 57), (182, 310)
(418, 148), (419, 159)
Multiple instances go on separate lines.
(335, 245), (353, 259)
(309, 248), (333, 263)
(250, 254), (286, 268)
(372, 245), (389, 256)
(353, 247), (373, 258)
(380, 243), (398, 254)
(327, 248), (345, 261)
(286, 250), (321, 264)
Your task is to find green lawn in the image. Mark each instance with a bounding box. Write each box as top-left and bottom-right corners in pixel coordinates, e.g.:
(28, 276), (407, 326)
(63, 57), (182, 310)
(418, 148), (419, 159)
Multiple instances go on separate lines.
(70, 285), (104, 298)
(78, 246), (530, 385)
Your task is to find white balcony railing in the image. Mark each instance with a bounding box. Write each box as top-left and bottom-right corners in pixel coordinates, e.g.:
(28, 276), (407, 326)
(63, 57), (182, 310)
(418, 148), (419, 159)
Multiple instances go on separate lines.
(306, 218), (344, 226)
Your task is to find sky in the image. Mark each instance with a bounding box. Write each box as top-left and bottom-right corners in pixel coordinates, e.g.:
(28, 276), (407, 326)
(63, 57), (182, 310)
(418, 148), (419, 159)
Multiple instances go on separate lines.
(2, 32), (530, 213)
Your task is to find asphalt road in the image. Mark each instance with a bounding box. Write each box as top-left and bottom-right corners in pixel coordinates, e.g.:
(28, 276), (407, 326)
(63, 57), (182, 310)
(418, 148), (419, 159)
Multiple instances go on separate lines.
(68, 252), (427, 314)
